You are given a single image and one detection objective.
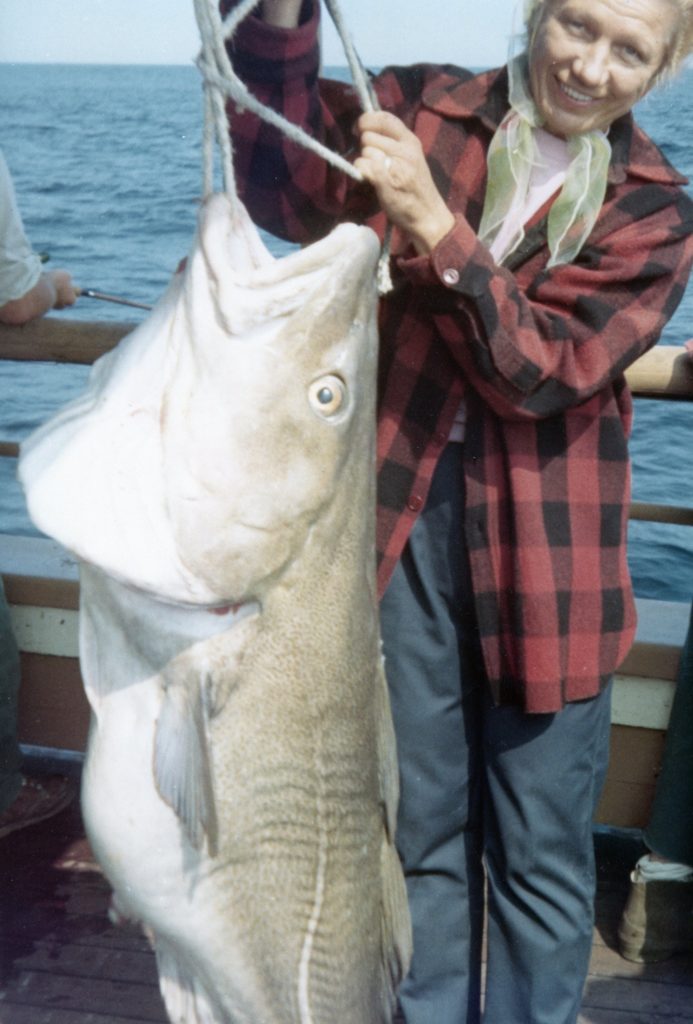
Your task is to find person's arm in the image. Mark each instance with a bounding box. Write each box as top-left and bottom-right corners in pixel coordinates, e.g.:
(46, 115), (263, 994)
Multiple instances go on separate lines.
(400, 186), (693, 420)
(222, 0), (373, 244)
(225, 1), (457, 253)
(0, 268), (77, 326)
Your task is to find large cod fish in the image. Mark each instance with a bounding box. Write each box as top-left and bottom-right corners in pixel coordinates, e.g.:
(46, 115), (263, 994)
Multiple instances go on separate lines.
(18, 193), (411, 1023)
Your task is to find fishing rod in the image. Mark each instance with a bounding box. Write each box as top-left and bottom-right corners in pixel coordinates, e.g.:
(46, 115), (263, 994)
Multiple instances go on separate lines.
(40, 253), (153, 310)
(77, 288), (152, 311)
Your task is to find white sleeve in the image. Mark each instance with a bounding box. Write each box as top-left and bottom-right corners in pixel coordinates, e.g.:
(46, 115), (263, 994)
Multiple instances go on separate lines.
(0, 149), (42, 305)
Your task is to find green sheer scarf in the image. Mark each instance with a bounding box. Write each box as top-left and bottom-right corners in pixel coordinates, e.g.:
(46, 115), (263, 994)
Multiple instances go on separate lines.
(478, 55), (612, 267)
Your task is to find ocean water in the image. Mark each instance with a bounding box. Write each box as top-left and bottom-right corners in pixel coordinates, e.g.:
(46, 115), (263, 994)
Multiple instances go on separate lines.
(0, 62), (691, 603)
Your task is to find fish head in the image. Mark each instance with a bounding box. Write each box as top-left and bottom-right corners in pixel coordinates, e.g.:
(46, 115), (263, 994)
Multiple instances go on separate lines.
(161, 194), (382, 604)
(17, 194), (381, 609)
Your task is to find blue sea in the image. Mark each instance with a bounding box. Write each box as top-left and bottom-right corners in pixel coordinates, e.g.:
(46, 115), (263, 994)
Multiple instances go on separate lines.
(0, 63), (691, 603)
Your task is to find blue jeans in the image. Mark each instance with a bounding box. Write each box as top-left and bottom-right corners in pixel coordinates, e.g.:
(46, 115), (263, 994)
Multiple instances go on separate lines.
(380, 444), (612, 1024)
(0, 578), (22, 813)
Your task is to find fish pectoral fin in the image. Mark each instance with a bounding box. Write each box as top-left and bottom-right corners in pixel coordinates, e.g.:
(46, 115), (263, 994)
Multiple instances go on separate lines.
(154, 666), (219, 856)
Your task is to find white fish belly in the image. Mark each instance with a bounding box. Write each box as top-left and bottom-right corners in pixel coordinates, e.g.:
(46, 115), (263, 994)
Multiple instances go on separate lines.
(81, 679), (267, 1021)
(81, 682), (185, 918)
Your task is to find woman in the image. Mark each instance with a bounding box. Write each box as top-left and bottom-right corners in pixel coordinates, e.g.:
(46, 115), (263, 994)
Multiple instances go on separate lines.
(222, 1), (693, 1021)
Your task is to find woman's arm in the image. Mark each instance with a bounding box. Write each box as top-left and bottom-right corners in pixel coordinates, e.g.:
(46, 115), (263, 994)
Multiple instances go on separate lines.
(222, 0), (374, 243)
(409, 190), (693, 419)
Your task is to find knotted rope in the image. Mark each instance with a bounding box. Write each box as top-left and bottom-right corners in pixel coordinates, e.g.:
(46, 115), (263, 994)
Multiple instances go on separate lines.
(192, 0), (393, 292)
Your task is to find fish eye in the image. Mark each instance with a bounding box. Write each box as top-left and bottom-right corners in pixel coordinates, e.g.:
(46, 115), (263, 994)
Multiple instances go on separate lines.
(308, 375), (346, 417)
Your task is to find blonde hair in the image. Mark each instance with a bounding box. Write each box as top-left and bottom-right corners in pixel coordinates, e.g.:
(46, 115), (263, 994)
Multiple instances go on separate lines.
(523, 0), (693, 80)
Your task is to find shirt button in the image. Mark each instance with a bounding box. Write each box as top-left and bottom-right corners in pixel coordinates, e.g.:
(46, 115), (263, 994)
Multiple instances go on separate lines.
(442, 267), (460, 286)
(407, 494), (424, 512)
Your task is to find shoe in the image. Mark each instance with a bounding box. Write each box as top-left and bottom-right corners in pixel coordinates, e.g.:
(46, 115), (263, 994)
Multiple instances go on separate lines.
(0, 775), (76, 839)
(618, 873), (693, 963)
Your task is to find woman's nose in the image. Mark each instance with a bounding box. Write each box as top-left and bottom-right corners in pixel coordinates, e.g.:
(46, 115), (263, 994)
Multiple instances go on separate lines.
(572, 42), (610, 88)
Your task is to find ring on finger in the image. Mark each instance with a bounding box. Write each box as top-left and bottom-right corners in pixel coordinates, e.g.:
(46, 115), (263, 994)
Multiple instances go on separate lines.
(384, 156), (393, 171)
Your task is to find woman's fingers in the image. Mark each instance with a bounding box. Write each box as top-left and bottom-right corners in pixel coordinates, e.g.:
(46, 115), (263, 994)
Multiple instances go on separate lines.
(356, 145), (394, 179)
(354, 111), (455, 254)
(357, 109), (409, 140)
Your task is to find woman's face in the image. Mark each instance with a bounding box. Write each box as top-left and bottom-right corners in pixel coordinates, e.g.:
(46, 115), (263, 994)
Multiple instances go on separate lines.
(528, 0), (678, 136)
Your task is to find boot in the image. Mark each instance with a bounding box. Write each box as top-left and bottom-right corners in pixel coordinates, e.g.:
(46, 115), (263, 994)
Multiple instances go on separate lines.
(618, 873), (693, 963)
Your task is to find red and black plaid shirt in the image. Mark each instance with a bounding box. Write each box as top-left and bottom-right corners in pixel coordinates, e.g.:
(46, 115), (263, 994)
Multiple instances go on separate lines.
(222, 1), (693, 711)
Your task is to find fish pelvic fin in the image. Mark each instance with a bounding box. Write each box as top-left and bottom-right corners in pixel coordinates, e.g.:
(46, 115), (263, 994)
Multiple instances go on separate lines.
(154, 664), (219, 857)
(155, 938), (219, 1024)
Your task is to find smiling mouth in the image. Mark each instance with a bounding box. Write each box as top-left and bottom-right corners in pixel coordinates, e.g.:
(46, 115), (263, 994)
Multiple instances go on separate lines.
(558, 81), (599, 105)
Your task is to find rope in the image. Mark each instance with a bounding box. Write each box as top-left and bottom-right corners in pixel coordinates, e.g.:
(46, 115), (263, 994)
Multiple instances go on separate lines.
(321, 0), (378, 113)
(193, 0), (393, 292)
(321, 0), (394, 292)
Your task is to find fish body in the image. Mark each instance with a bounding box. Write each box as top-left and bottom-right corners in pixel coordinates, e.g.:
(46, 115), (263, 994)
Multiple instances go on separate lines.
(18, 194), (411, 1023)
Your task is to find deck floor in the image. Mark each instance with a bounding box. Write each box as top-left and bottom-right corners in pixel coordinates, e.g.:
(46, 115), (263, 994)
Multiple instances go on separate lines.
(1, 795), (691, 1023)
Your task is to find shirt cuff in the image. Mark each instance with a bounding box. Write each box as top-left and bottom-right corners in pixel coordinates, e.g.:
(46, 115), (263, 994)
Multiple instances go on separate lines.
(396, 214), (492, 296)
(0, 254), (42, 307)
(394, 215), (536, 388)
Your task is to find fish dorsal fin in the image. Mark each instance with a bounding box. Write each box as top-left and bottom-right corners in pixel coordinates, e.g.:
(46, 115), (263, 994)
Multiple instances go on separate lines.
(154, 665), (219, 856)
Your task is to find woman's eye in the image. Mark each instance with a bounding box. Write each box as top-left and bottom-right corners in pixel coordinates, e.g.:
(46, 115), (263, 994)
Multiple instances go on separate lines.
(562, 17), (589, 37)
(567, 19), (585, 31)
(308, 375), (346, 417)
(620, 44), (644, 64)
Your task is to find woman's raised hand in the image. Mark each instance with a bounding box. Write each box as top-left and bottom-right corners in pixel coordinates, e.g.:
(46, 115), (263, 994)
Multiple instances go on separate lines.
(354, 110), (455, 254)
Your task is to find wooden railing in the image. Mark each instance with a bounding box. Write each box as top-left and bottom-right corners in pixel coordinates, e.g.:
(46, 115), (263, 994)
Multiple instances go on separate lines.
(0, 318), (689, 784)
(0, 319), (691, 526)
(0, 317), (130, 364)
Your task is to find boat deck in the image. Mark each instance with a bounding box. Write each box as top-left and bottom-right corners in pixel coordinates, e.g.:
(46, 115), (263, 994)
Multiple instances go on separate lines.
(1, 792), (692, 1024)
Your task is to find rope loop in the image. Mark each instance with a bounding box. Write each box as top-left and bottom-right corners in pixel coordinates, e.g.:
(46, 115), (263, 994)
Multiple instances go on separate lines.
(193, 0), (393, 292)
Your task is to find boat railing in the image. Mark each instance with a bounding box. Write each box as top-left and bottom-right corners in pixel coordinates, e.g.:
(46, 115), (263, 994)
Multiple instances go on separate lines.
(1, 319), (691, 522)
(0, 318), (691, 828)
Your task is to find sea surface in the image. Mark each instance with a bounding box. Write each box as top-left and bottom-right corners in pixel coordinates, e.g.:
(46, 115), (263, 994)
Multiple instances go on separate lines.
(0, 62), (691, 603)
